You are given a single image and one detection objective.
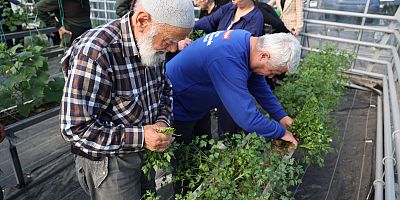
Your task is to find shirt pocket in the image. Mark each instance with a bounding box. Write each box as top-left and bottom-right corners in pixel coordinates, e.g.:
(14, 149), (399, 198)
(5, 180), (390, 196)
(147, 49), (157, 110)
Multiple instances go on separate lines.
(111, 94), (144, 125)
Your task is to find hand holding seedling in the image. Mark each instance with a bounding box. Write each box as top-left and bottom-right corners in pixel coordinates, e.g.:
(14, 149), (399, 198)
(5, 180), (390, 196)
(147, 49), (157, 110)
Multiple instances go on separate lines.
(144, 125), (174, 152)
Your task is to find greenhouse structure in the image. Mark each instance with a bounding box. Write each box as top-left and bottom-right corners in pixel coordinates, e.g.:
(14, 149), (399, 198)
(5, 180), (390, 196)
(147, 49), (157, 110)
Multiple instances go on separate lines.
(0, 0), (400, 199)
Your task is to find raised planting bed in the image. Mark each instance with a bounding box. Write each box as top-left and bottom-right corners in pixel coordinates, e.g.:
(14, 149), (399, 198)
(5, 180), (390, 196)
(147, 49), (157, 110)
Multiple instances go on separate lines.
(141, 46), (354, 199)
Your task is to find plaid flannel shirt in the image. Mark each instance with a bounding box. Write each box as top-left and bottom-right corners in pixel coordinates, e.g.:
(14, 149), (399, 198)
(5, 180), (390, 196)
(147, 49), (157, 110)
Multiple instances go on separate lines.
(60, 12), (173, 158)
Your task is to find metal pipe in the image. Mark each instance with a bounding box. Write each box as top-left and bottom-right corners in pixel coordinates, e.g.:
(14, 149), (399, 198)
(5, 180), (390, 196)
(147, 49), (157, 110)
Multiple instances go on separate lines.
(374, 96), (383, 200)
(8, 139), (25, 187)
(103, 0), (108, 22)
(303, 8), (398, 20)
(300, 33), (393, 49)
(348, 69), (385, 79)
(351, 0), (372, 69)
(382, 76), (396, 199)
(386, 64), (400, 192)
(346, 83), (372, 92)
(391, 47), (400, 82)
(303, 19), (394, 34)
(302, 47), (391, 66)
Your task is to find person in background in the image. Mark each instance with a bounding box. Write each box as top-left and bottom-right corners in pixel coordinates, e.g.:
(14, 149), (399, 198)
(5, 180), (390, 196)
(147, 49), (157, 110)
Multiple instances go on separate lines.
(194, 0), (264, 36)
(194, 0), (220, 18)
(167, 29), (300, 146)
(59, 0), (194, 199)
(115, 0), (132, 18)
(268, 0), (303, 36)
(37, 0), (92, 47)
(256, 1), (290, 34)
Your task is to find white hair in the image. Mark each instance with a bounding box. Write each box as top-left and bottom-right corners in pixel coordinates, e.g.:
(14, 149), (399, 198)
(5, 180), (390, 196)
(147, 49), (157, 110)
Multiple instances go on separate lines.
(256, 33), (301, 73)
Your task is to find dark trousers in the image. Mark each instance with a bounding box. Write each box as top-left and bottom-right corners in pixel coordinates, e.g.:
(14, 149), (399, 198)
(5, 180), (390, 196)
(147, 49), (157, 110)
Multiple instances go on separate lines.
(75, 153), (155, 200)
(217, 105), (244, 139)
(173, 114), (212, 144)
(172, 114), (211, 195)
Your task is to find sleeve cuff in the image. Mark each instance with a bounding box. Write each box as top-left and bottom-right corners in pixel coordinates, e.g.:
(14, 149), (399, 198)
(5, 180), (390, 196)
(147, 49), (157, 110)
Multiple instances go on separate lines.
(270, 110), (288, 122)
(156, 116), (171, 127)
(277, 125), (286, 139)
(122, 126), (144, 149)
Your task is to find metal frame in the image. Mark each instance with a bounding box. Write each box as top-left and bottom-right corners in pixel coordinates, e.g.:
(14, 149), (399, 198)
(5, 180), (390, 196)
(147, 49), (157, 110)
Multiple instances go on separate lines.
(89, 0), (117, 24)
(302, 3), (400, 198)
(4, 107), (60, 187)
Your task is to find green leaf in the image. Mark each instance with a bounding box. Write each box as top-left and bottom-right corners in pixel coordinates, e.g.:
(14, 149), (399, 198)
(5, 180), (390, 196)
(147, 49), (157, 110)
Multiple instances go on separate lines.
(17, 103), (35, 117)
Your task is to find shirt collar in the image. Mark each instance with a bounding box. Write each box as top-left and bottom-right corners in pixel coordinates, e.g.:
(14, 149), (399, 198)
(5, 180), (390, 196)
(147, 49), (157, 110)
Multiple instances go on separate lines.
(120, 11), (139, 58)
(228, 3), (258, 23)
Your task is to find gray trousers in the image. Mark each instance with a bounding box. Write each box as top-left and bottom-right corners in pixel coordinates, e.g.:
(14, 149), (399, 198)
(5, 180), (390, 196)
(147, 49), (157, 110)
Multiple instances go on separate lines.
(75, 153), (155, 200)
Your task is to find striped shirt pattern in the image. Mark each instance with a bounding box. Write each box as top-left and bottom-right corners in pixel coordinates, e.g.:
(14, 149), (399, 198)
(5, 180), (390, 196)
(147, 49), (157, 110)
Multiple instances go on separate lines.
(60, 12), (173, 158)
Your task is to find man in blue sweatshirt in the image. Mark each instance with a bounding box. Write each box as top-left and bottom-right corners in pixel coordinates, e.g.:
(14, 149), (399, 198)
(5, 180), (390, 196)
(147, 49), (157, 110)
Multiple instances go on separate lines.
(166, 29), (301, 146)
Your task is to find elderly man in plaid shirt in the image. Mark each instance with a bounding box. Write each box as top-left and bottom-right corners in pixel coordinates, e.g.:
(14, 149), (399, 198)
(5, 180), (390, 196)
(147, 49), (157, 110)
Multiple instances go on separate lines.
(60, 0), (194, 199)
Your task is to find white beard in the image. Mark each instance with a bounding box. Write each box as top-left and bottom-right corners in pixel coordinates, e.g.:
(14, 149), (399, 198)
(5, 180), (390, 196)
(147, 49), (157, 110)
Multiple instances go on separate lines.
(137, 26), (165, 67)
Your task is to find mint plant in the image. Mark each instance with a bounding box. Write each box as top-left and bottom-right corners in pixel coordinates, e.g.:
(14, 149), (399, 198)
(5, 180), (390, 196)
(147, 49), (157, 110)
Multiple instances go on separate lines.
(275, 46), (353, 166)
(173, 133), (303, 200)
(143, 46), (352, 200)
(142, 127), (180, 180)
(188, 30), (206, 41)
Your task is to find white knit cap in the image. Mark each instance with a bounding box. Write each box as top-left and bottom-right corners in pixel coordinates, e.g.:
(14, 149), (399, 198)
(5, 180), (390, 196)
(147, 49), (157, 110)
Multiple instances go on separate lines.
(141, 0), (195, 29)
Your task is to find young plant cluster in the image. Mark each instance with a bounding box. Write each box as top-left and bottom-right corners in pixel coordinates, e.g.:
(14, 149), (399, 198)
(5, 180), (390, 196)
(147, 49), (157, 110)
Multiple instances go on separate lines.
(0, 43), (64, 117)
(0, 0), (29, 32)
(188, 30), (206, 41)
(173, 133), (303, 200)
(274, 46), (353, 166)
(142, 127), (180, 180)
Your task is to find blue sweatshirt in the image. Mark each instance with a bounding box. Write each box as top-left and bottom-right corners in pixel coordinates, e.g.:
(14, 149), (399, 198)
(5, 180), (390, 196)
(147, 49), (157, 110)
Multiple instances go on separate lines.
(166, 30), (287, 139)
(194, 3), (264, 36)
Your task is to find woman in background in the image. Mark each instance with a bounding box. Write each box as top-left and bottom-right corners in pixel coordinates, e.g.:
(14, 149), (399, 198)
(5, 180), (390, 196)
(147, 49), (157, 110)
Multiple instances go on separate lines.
(268, 0), (303, 36)
(194, 0), (264, 36)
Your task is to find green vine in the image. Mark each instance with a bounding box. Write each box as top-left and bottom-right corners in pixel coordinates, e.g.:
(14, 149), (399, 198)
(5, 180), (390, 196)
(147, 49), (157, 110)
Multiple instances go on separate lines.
(0, 43), (64, 117)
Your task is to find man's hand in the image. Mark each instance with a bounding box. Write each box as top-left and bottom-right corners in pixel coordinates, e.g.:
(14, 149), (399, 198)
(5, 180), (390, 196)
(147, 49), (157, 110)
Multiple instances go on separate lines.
(143, 124), (174, 152)
(58, 26), (72, 39)
(0, 124), (5, 143)
(280, 130), (298, 146)
(279, 116), (293, 129)
(177, 38), (192, 51)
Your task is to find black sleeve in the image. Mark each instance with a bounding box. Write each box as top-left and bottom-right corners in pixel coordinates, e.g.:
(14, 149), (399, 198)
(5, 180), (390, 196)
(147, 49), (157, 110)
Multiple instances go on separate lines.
(36, 0), (62, 29)
(116, 0), (131, 18)
(256, 2), (290, 33)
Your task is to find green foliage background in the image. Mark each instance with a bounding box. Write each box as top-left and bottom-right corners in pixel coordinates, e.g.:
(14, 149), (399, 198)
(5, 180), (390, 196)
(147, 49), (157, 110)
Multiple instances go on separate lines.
(0, 43), (64, 117)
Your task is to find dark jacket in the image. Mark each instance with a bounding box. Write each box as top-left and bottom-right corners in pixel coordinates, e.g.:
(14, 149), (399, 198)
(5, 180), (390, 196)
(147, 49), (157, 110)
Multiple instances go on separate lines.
(194, 3), (264, 36)
(37, 0), (92, 43)
(115, 0), (131, 18)
(256, 2), (290, 33)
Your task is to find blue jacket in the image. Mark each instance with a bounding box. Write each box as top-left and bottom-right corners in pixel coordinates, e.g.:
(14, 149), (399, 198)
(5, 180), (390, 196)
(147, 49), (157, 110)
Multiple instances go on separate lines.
(193, 3), (265, 36)
(167, 30), (287, 139)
